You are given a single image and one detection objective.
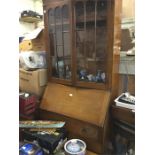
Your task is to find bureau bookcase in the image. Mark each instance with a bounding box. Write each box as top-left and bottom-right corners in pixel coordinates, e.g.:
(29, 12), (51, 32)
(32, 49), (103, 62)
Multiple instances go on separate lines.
(40, 0), (122, 153)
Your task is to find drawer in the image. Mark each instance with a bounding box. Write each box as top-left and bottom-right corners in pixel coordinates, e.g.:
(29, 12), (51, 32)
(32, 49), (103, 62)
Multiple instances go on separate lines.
(39, 109), (106, 154)
(66, 121), (100, 142)
(39, 109), (101, 142)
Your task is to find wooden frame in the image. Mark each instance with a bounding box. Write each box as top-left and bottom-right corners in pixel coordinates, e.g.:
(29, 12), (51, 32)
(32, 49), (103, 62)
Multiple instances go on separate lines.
(43, 0), (121, 91)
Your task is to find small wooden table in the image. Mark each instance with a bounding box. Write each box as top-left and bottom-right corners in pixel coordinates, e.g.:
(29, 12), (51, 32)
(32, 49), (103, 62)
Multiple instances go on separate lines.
(111, 104), (135, 125)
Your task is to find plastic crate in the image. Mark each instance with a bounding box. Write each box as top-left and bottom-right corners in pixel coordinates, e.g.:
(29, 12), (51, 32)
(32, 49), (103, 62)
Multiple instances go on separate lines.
(19, 93), (37, 115)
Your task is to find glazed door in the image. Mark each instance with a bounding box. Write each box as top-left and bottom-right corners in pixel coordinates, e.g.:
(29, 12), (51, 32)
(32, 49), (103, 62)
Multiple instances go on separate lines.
(46, 1), (72, 84)
(74, 0), (111, 89)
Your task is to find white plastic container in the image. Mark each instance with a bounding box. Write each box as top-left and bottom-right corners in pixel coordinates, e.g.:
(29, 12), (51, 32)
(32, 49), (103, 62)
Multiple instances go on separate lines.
(64, 139), (86, 155)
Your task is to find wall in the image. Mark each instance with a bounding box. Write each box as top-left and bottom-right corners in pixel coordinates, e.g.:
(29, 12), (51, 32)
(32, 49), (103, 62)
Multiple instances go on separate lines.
(19, 0), (43, 36)
(34, 0), (43, 15)
(118, 0), (135, 95)
(18, 0), (35, 13)
(19, 22), (35, 36)
(122, 0), (135, 19)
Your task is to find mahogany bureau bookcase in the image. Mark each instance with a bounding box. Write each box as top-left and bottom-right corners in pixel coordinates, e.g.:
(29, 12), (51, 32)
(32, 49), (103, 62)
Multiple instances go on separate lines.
(39, 0), (122, 154)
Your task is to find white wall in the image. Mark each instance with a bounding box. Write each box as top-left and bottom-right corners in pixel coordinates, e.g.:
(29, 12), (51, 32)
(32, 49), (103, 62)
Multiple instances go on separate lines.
(34, 0), (43, 15)
(19, 0), (43, 36)
(122, 0), (135, 19)
(18, 0), (35, 18)
(19, 22), (35, 36)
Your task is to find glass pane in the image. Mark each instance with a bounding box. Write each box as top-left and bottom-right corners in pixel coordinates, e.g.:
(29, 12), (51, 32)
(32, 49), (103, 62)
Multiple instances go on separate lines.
(94, 0), (108, 83)
(75, 1), (84, 30)
(48, 5), (71, 80)
(57, 45), (63, 58)
(97, 0), (107, 18)
(64, 58), (71, 79)
(62, 5), (71, 79)
(75, 0), (107, 83)
(76, 1), (94, 82)
(96, 0), (107, 27)
(63, 33), (70, 56)
(48, 9), (55, 56)
(96, 28), (107, 58)
(52, 56), (65, 78)
(62, 5), (69, 23)
(63, 24), (69, 31)
(96, 0), (107, 59)
(76, 31), (84, 58)
(98, 64), (106, 83)
(55, 25), (63, 45)
(55, 7), (61, 24)
(51, 7), (63, 79)
(86, 1), (95, 58)
(49, 33), (55, 56)
(48, 9), (55, 33)
(48, 9), (54, 24)
(51, 56), (58, 78)
(86, 0), (95, 22)
(75, 1), (85, 62)
(85, 28), (95, 58)
(48, 9), (54, 61)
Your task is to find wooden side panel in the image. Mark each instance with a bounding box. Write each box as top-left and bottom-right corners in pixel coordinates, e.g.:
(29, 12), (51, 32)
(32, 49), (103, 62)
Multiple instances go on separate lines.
(111, 0), (122, 101)
(42, 2), (51, 82)
(40, 83), (111, 126)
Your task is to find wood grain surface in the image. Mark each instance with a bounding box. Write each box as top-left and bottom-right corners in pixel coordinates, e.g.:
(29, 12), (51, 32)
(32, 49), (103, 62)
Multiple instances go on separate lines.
(40, 82), (111, 126)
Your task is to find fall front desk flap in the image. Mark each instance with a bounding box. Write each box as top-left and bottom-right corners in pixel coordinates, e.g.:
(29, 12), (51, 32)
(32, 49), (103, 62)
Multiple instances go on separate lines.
(40, 83), (111, 127)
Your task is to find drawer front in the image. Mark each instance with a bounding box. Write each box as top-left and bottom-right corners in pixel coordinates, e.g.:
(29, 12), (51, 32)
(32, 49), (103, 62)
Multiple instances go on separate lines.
(66, 120), (100, 142)
(39, 109), (101, 142)
(39, 109), (105, 153)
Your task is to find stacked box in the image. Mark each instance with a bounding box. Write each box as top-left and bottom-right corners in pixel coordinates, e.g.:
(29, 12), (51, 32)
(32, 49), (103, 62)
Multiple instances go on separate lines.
(19, 68), (47, 97)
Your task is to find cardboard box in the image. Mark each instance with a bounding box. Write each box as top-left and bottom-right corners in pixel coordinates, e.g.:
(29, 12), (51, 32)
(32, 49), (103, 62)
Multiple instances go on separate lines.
(19, 68), (47, 97)
(19, 27), (45, 51)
